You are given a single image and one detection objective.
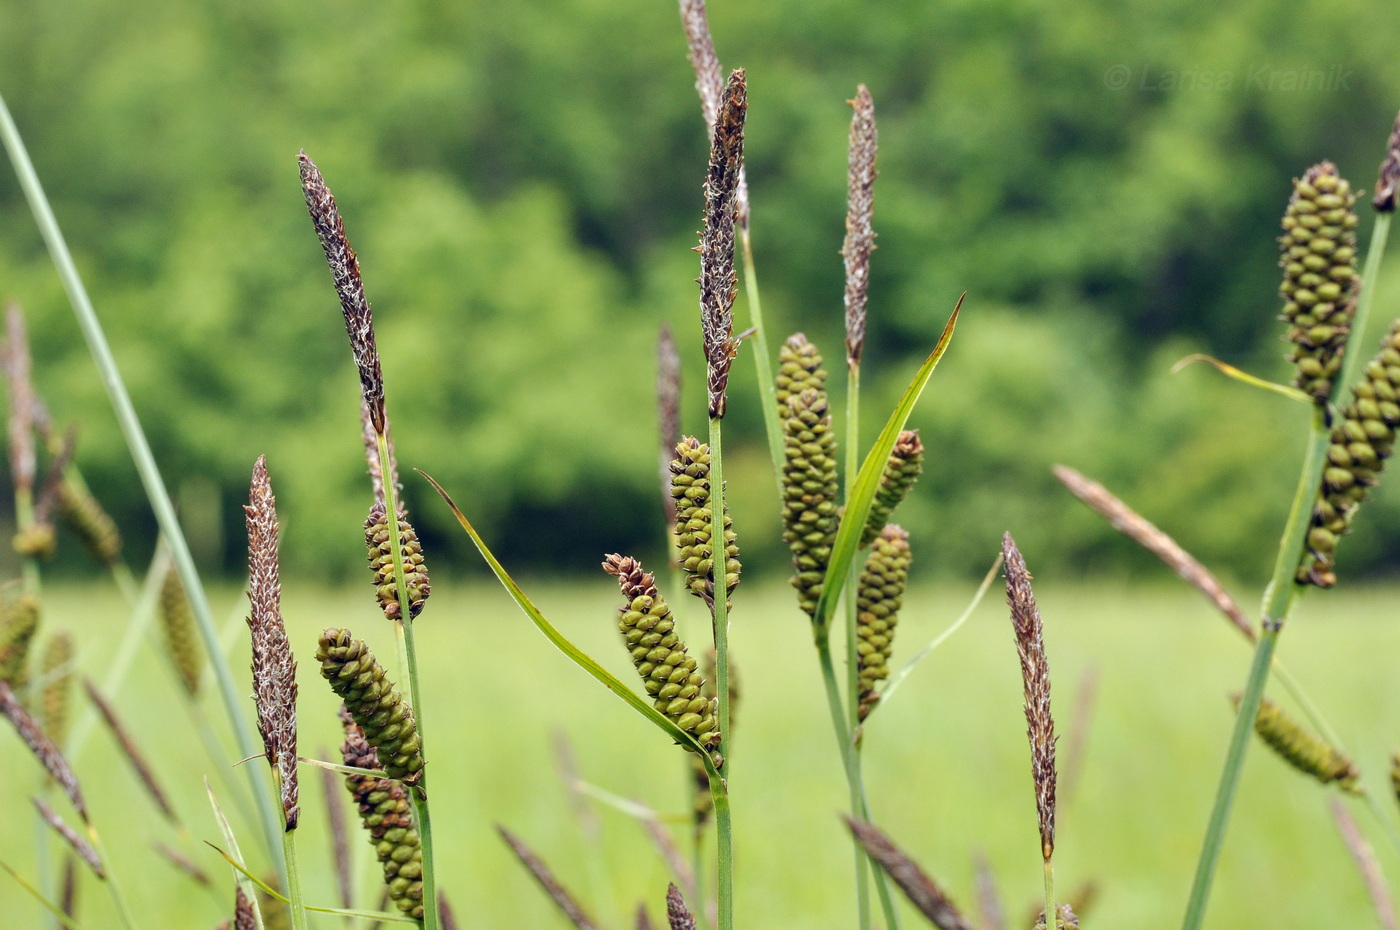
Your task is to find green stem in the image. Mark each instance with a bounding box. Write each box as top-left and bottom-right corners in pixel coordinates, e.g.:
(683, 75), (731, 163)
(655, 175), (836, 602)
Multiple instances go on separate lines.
(739, 226), (784, 481)
(710, 775), (733, 930)
(0, 90), (284, 877)
(1043, 858), (1056, 929)
(706, 413), (733, 930)
(843, 365), (871, 930)
(278, 806), (309, 930)
(377, 431), (440, 930)
(851, 747), (903, 930)
(1181, 404), (1326, 930)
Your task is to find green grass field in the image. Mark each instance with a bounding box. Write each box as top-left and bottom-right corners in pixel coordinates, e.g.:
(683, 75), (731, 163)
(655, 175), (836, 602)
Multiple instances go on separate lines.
(3, 575), (1399, 928)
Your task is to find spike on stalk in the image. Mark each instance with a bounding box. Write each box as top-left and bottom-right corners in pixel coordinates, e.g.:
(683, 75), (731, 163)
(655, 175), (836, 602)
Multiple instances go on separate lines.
(340, 710), (425, 918)
(843, 84), (878, 368)
(677, 0), (749, 228)
(317, 630), (424, 785)
(860, 430), (922, 548)
(1003, 533), (1057, 861)
(365, 501), (430, 621)
(699, 70), (746, 419)
(844, 816), (976, 930)
(1, 680), (86, 820)
(83, 678), (178, 824)
(244, 455), (299, 830)
(33, 798), (102, 879)
(1375, 109), (1400, 213)
(665, 883), (698, 930)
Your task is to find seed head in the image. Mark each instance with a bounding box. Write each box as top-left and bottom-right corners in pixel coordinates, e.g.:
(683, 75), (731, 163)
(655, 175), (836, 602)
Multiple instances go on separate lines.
(860, 430), (922, 548)
(780, 386), (840, 618)
(56, 476), (123, 566)
(340, 709), (425, 919)
(365, 501), (431, 621)
(666, 883), (698, 930)
(677, 0), (749, 228)
(844, 816), (976, 930)
(856, 525), (911, 721)
(34, 798), (103, 879)
(38, 632), (73, 748)
(299, 151), (386, 433)
(843, 85), (878, 367)
(1, 680), (86, 821)
(1003, 533), (1056, 861)
(317, 629), (424, 785)
(699, 70), (746, 419)
(245, 456), (299, 830)
(1375, 109), (1400, 212)
(1241, 694), (1361, 792)
(83, 678), (178, 824)
(0, 593), (40, 690)
(669, 437), (740, 605)
(160, 566), (202, 697)
(1279, 162), (1360, 402)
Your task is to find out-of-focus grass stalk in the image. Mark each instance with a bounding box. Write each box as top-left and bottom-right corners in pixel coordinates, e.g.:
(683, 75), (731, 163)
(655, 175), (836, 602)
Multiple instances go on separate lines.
(1182, 210), (1392, 930)
(376, 432), (440, 930)
(0, 91), (284, 877)
(738, 230), (783, 478)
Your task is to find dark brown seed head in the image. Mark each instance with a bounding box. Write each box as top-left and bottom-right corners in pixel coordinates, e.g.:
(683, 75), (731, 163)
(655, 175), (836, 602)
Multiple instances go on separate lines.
(666, 883), (698, 930)
(843, 84), (878, 368)
(1003, 533), (1056, 861)
(1, 680), (86, 820)
(498, 825), (600, 930)
(34, 797), (103, 879)
(677, 0), (749, 228)
(699, 70), (746, 419)
(83, 678), (178, 824)
(244, 456), (299, 830)
(1376, 109), (1400, 212)
(362, 397), (403, 513)
(234, 887), (257, 930)
(844, 816), (976, 930)
(299, 151), (386, 433)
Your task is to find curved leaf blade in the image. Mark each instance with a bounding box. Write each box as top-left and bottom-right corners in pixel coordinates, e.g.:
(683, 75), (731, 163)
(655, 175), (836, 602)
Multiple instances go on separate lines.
(813, 296), (962, 632)
(418, 472), (723, 786)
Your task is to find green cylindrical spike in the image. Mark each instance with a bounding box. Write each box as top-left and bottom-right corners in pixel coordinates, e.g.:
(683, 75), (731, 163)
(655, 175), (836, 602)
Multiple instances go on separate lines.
(780, 385), (840, 618)
(159, 567), (202, 697)
(1238, 694), (1361, 793)
(340, 708), (425, 919)
(1298, 319), (1400, 587)
(56, 480), (122, 566)
(602, 554), (722, 766)
(669, 437), (740, 605)
(860, 430), (924, 548)
(775, 332), (827, 416)
(1279, 162), (1360, 402)
(38, 632), (73, 747)
(316, 630), (424, 785)
(12, 523), (56, 560)
(365, 501), (431, 621)
(0, 595), (41, 691)
(856, 526), (910, 721)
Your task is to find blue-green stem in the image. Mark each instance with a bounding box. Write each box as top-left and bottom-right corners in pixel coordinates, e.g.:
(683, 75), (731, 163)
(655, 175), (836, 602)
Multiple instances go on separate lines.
(705, 412), (733, 930)
(377, 431), (440, 930)
(277, 783), (309, 930)
(0, 91), (284, 879)
(739, 226), (784, 481)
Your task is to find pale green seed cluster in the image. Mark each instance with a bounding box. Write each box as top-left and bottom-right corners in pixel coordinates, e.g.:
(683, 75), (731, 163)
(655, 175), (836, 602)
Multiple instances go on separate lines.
(669, 437), (740, 604)
(340, 710), (425, 919)
(365, 501), (431, 621)
(316, 629), (424, 785)
(856, 526), (910, 721)
(860, 430), (924, 548)
(1246, 695), (1360, 793)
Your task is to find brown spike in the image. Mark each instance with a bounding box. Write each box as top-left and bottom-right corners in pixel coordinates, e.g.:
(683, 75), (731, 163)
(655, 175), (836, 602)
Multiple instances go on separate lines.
(844, 817), (975, 930)
(1376, 109), (1400, 213)
(244, 456), (299, 830)
(1003, 533), (1057, 861)
(1, 680), (86, 821)
(497, 825), (601, 930)
(699, 71), (746, 419)
(298, 151), (386, 433)
(843, 85), (878, 367)
(665, 883), (698, 930)
(152, 841), (212, 886)
(33, 798), (102, 878)
(83, 679), (178, 824)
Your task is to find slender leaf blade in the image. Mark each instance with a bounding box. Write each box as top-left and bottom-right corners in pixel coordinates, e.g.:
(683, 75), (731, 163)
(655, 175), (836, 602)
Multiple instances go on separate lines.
(813, 297), (962, 631)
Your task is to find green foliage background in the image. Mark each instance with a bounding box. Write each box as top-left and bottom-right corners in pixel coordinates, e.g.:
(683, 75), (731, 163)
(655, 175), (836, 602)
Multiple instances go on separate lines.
(1, 0), (1399, 582)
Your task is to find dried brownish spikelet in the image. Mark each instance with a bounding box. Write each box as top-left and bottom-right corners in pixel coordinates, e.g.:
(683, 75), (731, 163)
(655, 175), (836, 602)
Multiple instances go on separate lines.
(677, 0), (749, 228)
(159, 565), (202, 697)
(56, 474), (123, 566)
(860, 431), (922, 548)
(1279, 162), (1360, 401)
(361, 396), (403, 512)
(1376, 109), (1400, 213)
(1033, 904), (1080, 930)
(59, 855), (76, 920)
(153, 841), (211, 886)
(1236, 693), (1361, 792)
(5, 302), (36, 495)
(318, 744), (354, 909)
(844, 817), (975, 930)
(1331, 799), (1399, 930)
(781, 388), (840, 617)
(39, 633), (72, 747)
(602, 555), (722, 763)
(0, 593), (41, 689)
(972, 853), (1007, 930)
(843, 84), (878, 367)
(83, 678), (178, 824)
(365, 501), (431, 621)
(699, 70), (746, 419)
(341, 709), (425, 919)
(299, 151), (386, 433)
(498, 825), (600, 930)
(439, 894), (459, 930)
(234, 886), (257, 930)
(244, 456), (299, 830)
(1002, 532), (1057, 861)
(318, 630), (424, 785)
(856, 525), (910, 721)
(1299, 319), (1400, 587)
(1053, 465), (1255, 640)
(636, 904), (658, 930)
(657, 324), (682, 533)
(1, 680), (86, 820)
(665, 883), (698, 930)
(670, 437), (740, 605)
(34, 797), (102, 878)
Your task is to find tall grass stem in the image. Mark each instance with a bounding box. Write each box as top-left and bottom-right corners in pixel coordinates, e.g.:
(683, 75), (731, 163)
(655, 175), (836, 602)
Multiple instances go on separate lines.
(278, 788), (309, 930)
(705, 413), (733, 930)
(0, 91), (286, 877)
(1042, 859), (1055, 930)
(843, 366), (871, 930)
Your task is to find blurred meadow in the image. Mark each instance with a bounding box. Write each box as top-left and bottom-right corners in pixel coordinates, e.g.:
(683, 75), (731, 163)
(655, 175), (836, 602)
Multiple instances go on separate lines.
(4, 0), (1400, 928)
